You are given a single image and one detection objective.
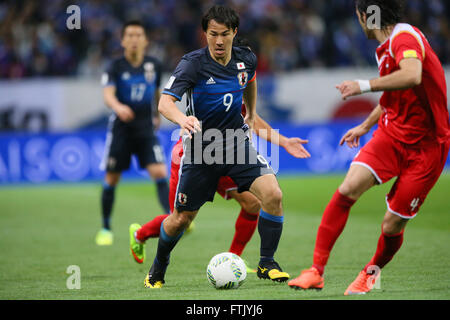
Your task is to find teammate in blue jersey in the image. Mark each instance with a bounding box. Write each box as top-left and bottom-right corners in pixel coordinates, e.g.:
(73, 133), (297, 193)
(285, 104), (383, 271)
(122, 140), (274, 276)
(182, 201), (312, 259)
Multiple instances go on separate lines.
(144, 5), (290, 288)
(96, 21), (170, 246)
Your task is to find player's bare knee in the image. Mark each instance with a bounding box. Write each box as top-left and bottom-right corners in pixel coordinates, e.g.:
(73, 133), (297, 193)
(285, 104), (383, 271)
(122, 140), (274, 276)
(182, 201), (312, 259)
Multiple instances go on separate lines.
(239, 197), (261, 214)
(231, 191), (262, 213)
(262, 188), (283, 214)
(105, 172), (121, 186)
(338, 181), (360, 199)
(178, 214), (193, 230)
(382, 215), (407, 235)
(245, 201), (261, 214)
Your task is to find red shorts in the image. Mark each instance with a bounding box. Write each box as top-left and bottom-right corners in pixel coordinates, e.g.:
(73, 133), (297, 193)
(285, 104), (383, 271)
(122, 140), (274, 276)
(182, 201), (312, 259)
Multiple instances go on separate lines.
(352, 128), (449, 219)
(168, 139), (238, 212)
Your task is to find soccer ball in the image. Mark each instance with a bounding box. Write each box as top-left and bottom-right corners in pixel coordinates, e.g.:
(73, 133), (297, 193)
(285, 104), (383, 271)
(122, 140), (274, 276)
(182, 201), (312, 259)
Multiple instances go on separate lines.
(206, 252), (247, 289)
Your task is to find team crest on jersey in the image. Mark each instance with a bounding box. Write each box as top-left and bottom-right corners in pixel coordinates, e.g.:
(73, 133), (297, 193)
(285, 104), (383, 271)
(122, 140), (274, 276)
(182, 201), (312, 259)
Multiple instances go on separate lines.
(107, 157), (117, 170)
(237, 72), (248, 87)
(178, 193), (188, 205)
(144, 62), (155, 82)
(121, 72), (130, 80)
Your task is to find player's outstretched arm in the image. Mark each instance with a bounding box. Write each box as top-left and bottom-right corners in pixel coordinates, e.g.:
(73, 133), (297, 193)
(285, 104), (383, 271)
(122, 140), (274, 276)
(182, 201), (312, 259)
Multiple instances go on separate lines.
(340, 105), (382, 148)
(253, 115), (311, 159)
(103, 86), (135, 122)
(336, 59), (422, 100)
(369, 58), (422, 92)
(158, 93), (201, 138)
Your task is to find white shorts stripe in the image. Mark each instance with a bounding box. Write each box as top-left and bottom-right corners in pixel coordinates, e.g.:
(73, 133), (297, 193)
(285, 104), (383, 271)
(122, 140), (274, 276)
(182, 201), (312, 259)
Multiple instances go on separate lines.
(351, 161), (383, 185)
(99, 114), (116, 171)
(385, 195), (417, 220)
(223, 187), (238, 200)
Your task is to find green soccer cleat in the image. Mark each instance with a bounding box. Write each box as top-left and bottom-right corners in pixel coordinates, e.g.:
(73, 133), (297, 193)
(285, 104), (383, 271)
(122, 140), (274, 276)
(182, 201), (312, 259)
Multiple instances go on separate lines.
(257, 260), (290, 282)
(185, 220), (195, 235)
(129, 223), (145, 264)
(95, 228), (113, 246)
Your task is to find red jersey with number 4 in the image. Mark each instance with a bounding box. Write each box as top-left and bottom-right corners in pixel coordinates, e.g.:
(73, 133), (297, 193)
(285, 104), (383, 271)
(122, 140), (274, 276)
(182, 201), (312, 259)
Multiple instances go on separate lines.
(375, 23), (450, 146)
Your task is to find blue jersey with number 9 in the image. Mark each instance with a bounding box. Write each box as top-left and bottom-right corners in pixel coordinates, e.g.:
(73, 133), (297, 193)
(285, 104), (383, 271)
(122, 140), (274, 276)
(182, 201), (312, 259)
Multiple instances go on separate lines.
(162, 46), (257, 134)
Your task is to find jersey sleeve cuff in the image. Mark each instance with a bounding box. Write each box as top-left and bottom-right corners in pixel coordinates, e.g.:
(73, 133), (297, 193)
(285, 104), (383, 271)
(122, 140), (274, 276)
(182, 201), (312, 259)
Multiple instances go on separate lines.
(248, 72), (256, 83)
(162, 90), (182, 101)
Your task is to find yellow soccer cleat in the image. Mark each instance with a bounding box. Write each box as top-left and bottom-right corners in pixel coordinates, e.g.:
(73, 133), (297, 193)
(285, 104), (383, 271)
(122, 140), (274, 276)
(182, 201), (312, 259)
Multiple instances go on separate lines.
(257, 260), (290, 282)
(95, 228), (113, 246)
(144, 274), (164, 289)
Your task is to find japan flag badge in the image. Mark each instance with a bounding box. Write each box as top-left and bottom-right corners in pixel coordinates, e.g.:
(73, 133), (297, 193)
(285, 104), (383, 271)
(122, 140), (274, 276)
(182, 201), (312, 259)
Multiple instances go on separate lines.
(237, 62), (246, 70)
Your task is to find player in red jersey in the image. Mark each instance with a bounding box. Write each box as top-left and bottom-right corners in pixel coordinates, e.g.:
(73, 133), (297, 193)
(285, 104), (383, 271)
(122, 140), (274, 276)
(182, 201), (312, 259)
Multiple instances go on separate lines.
(289, 0), (450, 295)
(129, 107), (310, 270)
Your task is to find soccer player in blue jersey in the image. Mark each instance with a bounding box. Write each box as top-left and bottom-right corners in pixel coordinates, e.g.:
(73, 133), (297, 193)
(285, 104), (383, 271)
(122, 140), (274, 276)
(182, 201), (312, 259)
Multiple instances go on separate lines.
(96, 21), (170, 245)
(144, 5), (290, 288)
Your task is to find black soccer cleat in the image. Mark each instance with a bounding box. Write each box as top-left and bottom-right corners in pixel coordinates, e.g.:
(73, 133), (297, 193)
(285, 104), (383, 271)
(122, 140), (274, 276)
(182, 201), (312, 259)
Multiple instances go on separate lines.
(257, 260), (290, 282)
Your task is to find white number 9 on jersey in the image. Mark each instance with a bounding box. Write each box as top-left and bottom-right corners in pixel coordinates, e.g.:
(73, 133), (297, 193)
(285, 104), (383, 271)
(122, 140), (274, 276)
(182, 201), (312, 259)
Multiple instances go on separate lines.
(223, 93), (233, 112)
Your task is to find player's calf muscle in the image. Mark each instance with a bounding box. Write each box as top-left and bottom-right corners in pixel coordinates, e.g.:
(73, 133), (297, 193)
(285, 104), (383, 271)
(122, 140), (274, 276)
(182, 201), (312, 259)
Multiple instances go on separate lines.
(230, 191), (261, 213)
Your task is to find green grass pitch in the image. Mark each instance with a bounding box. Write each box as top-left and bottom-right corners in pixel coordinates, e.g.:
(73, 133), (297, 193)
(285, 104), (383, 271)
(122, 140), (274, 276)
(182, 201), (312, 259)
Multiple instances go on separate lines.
(0, 173), (449, 300)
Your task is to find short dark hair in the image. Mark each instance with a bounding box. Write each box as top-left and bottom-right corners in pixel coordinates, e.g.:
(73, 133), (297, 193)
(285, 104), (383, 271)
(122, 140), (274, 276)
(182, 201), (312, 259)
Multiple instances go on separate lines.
(201, 5), (240, 32)
(355, 0), (404, 28)
(121, 20), (147, 38)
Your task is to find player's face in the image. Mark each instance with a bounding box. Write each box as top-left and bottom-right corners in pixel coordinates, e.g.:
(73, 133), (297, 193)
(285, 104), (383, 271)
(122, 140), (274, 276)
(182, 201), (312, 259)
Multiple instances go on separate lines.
(205, 19), (237, 63)
(121, 25), (148, 55)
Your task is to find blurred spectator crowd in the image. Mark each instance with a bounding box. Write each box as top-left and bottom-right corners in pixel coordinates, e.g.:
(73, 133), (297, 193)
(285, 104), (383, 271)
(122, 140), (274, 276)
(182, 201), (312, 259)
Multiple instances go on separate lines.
(1, 0), (450, 79)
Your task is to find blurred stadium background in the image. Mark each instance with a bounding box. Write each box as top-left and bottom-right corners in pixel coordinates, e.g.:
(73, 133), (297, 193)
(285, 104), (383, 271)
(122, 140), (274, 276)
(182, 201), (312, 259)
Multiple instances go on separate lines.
(0, 0), (449, 183)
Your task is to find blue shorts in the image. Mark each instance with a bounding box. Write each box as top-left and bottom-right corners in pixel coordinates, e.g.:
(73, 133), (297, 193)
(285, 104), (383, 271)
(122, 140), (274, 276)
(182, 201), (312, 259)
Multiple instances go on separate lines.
(174, 136), (274, 212)
(101, 115), (165, 172)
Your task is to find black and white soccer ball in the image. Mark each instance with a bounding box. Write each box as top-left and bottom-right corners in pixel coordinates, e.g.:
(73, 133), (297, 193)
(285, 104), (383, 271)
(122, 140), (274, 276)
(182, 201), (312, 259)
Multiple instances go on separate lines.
(206, 252), (247, 289)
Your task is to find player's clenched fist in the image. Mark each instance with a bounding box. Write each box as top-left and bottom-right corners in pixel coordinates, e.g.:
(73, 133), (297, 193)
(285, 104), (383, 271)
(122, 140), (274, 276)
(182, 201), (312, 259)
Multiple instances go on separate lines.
(115, 104), (135, 122)
(180, 115), (201, 138)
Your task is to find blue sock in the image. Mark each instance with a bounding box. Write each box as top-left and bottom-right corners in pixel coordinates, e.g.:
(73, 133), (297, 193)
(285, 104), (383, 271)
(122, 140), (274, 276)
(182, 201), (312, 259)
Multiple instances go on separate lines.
(154, 223), (184, 270)
(258, 210), (284, 264)
(156, 178), (170, 213)
(101, 182), (115, 230)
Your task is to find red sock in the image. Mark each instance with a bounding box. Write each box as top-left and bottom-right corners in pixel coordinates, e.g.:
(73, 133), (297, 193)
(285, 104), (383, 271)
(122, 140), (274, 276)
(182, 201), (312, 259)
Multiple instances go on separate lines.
(364, 229), (404, 273)
(136, 214), (169, 242)
(312, 190), (355, 275)
(229, 208), (259, 256)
